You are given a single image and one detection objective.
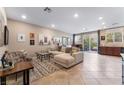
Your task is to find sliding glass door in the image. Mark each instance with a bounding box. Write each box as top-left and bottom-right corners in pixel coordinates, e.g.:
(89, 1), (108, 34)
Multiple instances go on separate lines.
(84, 35), (90, 51)
(83, 32), (98, 51)
(90, 33), (98, 51)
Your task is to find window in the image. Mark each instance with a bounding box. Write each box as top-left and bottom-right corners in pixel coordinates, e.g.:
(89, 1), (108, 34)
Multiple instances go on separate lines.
(114, 32), (122, 42)
(106, 33), (113, 43)
(75, 34), (82, 44)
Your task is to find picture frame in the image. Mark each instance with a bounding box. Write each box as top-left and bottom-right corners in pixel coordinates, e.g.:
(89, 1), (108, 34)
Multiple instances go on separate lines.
(62, 37), (68, 46)
(75, 34), (82, 44)
(30, 33), (35, 39)
(39, 34), (43, 45)
(4, 25), (9, 45)
(30, 40), (35, 45)
(39, 34), (49, 45)
(101, 36), (105, 40)
(17, 34), (25, 42)
(43, 36), (49, 45)
(44, 36), (47, 43)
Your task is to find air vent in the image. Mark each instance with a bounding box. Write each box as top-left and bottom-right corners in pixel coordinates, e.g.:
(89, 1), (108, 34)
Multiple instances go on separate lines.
(43, 7), (52, 13)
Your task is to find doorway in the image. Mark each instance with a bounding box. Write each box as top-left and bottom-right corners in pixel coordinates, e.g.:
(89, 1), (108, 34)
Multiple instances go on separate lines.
(83, 32), (98, 52)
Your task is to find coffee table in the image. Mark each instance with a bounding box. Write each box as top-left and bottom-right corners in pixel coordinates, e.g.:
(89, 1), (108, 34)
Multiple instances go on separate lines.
(36, 52), (53, 61)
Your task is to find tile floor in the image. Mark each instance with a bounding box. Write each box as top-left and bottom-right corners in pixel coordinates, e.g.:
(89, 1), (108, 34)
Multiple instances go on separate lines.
(32, 52), (122, 85)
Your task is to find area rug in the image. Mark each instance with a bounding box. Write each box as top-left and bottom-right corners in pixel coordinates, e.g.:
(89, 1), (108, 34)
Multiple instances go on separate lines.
(4, 57), (61, 85)
(30, 57), (60, 82)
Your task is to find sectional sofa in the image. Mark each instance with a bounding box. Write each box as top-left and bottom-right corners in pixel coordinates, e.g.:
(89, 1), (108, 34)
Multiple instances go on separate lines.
(49, 46), (84, 68)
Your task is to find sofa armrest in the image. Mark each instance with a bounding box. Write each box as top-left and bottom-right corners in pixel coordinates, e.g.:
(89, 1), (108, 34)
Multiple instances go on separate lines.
(72, 51), (83, 62)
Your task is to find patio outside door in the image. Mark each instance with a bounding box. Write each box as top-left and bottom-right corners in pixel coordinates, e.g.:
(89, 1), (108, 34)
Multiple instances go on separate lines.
(83, 35), (90, 51)
(83, 32), (98, 51)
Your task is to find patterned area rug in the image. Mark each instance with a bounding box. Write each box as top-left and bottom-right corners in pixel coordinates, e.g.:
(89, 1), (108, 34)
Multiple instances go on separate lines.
(3, 57), (61, 85)
(30, 57), (60, 82)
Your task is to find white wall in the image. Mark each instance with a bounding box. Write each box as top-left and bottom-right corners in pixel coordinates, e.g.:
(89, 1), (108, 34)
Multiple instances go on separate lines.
(7, 19), (71, 54)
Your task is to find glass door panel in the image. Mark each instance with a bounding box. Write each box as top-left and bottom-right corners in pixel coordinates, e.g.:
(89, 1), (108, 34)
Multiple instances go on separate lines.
(84, 35), (90, 51)
(90, 34), (98, 51)
(83, 32), (98, 51)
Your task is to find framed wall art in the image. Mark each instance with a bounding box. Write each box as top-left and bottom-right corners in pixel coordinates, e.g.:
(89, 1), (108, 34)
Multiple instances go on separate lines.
(4, 25), (9, 45)
(75, 34), (82, 44)
(30, 40), (35, 45)
(30, 33), (35, 39)
(17, 34), (25, 42)
(43, 36), (49, 45)
(101, 36), (105, 40)
(29, 33), (35, 45)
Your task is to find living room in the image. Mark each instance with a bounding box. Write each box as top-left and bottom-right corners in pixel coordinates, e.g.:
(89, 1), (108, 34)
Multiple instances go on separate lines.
(0, 7), (123, 85)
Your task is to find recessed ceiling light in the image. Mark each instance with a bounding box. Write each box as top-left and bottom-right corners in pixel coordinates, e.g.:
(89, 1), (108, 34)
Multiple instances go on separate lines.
(102, 22), (105, 25)
(51, 24), (55, 28)
(83, 28), (86, 30)
(99, 17), (103, 20)
(74, 13), (79, 18)
(21, 15), (27, 19)
(103, 26), (106, 28)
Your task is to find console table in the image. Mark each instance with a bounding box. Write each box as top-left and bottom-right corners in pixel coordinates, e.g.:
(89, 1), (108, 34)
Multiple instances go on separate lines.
(0, 62), (33, 85)
(98, 46), (121, 56)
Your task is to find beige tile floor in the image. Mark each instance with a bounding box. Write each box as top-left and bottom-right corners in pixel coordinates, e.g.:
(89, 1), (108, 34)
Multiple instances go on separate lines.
(32, 52), (122, 85)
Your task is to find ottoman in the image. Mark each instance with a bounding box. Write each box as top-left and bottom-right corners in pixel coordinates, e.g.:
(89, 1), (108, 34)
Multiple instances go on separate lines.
(54, 53), (75, 68)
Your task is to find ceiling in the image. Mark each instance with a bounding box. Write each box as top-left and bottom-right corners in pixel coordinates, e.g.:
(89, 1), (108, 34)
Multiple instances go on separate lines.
(5, 7), (124, 34)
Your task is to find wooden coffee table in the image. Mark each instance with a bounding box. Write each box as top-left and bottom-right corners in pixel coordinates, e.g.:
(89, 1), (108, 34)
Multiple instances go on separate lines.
(0, 61), (34, 85)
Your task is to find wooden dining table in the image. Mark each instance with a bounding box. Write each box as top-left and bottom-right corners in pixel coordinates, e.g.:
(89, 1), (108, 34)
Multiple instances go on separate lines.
(0, 61), (34, 85)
